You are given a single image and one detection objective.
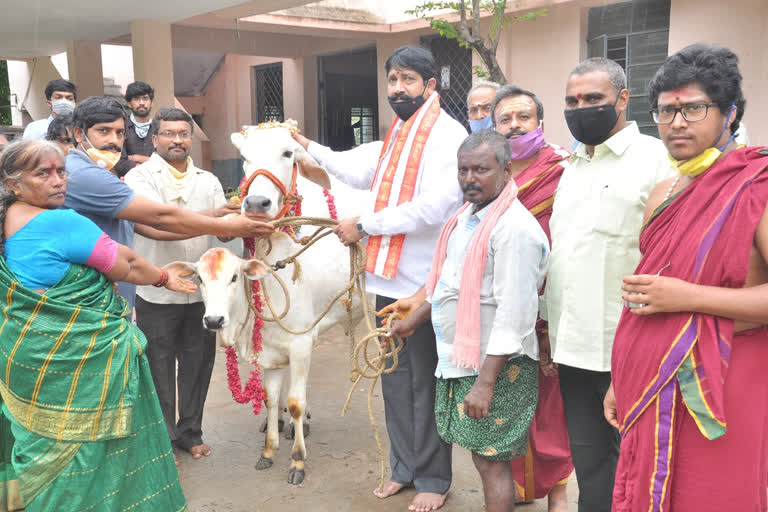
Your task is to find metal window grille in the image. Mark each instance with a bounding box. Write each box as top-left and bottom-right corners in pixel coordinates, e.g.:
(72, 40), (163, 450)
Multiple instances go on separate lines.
(421, 35), (473, 128)
(254, 63), (284, 123)
(350, 106), (377, 145)
(587, 0), (671, 137)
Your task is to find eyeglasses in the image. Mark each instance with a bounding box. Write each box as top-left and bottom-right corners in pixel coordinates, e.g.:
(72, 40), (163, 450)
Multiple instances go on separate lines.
(650, 103), (718, 124)
(468, 103), (492, 117)
(157, 131), (192, 140)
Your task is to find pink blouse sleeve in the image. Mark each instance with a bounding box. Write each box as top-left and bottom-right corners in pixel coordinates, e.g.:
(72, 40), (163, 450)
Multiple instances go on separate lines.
(84, 233), (118, 274)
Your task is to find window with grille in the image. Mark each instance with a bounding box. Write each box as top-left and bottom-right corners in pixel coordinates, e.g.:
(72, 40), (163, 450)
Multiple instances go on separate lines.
(350, 106), (377, 146)
(253, 63), (284, 123)
(421, 35), (473, 129)
(587, 0), (671, 137)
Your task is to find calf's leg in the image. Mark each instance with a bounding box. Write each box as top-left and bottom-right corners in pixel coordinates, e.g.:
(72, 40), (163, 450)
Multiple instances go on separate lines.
(255, 367), (285, 470)
(287, 341), (312, 485)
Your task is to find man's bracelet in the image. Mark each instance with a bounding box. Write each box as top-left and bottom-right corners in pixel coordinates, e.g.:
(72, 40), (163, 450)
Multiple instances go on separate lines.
(153, 268), (169, 288)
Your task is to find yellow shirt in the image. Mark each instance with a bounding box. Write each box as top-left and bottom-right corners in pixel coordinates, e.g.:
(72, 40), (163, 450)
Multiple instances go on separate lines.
(543, 122), (675, 372)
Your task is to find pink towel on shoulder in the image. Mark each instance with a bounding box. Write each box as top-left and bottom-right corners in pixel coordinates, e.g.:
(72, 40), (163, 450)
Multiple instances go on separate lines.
(425, 179), (519, 370)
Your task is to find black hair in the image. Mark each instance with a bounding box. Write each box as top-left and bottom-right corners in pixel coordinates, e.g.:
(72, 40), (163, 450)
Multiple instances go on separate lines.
(569, 58), (627, 93)
(648, 43), (745, 134)
(458, 129), (511, 168)
(125, 81), (155, 103)
(44, 79), (77, 101)
(491, 84), (544, 124)
(72, 97), (127, 135)
(385, 45), (438, 85)
(45, 114), (74, 142)
(153, 108), (194, 134)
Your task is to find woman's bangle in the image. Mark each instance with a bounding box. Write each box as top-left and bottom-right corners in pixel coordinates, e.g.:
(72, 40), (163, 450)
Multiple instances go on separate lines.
(153, 268), (169, 288)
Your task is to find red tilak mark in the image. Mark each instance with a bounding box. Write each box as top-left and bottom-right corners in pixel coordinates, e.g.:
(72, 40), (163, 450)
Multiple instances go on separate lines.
(202, 248), (227, 280)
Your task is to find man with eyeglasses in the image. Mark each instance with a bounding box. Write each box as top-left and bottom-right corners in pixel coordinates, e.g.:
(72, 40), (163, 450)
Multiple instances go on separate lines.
(606, 43), (768, 512)
(541, 58), (674, 512)
(65, 97), (273, 313)
(466, 80), (500, 132)
(124, 107), (239, 464)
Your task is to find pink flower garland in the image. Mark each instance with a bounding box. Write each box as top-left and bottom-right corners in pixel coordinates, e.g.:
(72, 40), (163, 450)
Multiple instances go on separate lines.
(227, 181), (338, 415)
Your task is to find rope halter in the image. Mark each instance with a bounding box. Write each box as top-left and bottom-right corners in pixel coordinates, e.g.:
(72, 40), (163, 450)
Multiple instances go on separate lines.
(239, 162), (300, 220)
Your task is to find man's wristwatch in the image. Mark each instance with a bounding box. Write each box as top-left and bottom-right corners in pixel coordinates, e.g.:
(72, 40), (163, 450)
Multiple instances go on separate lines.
(356, 222), (367, 236)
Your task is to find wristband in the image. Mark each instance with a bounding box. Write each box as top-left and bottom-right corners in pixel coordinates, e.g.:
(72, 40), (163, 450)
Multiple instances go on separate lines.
(153, 268), (169, 288)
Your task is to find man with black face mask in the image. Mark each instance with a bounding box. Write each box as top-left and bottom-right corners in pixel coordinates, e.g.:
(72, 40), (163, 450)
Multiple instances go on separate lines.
(293, 45), (466, 511)
(541, 58), (674, 512)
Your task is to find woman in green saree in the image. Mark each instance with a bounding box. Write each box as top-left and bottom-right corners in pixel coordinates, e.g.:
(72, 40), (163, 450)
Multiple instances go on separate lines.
(0, 140), (191, 511)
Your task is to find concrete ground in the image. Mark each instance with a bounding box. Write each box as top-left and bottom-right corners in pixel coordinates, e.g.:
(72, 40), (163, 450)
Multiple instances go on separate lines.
(179, 325), (579, 512)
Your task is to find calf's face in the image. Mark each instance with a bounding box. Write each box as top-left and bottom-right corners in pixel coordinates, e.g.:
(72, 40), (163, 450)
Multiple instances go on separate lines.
(176, 248), (268, 342)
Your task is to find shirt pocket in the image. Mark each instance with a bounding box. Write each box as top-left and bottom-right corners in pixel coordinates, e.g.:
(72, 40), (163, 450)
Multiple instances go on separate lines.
(593, 183), (640, 237)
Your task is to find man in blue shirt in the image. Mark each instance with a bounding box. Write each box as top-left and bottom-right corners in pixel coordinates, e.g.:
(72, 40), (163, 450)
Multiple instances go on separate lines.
(23, 79), (77, 140)
(66, 97), (274, 309)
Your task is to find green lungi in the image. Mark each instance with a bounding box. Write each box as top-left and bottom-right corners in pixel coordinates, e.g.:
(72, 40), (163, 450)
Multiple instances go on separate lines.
(0, 259), (186, 511)
(435, 357), (538, 461)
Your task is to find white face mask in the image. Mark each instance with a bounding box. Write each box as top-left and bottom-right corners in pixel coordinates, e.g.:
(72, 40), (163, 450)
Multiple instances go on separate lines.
(51, 99), (75, 116)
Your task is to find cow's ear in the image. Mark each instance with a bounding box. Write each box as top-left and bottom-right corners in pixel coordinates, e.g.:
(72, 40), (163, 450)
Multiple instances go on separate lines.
(295, 146), (332, 190)
(242, 259), (269, 281)
(165, 261), (198, 278)
(231, 131), (246, 151)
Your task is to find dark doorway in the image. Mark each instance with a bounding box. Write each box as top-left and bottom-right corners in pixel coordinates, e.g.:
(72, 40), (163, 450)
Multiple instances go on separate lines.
(421, 35), (473, 130)
(318, 47), (378, 150)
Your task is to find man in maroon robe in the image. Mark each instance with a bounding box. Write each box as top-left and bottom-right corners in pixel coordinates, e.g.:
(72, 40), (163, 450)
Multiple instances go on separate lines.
(606, 43), (768, 512)
(492, 85), (573, 511)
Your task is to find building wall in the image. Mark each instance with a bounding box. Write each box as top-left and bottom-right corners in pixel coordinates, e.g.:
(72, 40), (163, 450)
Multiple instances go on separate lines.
(668, 0), (768, 145)
(489, 1), (588, 149)
(8, 57), (63, 125)
(203, 54), (306, 188)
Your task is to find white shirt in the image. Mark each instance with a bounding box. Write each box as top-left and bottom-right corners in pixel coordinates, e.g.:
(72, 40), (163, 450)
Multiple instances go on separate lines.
(23, 115), (53, 140)
(543, 121), (675, 372)
(308, 109), (467, 299)
(430, 199), (549, 378)
(124, 153), (227, 304)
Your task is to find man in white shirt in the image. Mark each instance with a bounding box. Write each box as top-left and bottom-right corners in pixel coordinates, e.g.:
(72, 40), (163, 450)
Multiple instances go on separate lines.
(23, 79), (77, 140)
(542, 58), (674, 512)
(390, 130), (549, 512)
(125, 108), (237, 462)
(293, 45), (466, 511)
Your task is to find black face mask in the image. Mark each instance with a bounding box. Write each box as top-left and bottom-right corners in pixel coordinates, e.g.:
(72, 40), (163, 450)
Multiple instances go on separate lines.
(564, 96), (620, 146)
(388, 87), (427, 121)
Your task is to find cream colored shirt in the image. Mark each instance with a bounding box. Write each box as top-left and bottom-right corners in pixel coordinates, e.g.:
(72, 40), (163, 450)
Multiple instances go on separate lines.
(543, 122), (675, 372)
(125, 153), (226, 304)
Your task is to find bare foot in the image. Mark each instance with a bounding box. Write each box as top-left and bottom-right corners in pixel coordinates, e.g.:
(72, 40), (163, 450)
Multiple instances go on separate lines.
(547, 482), (568, 512)
(408, 492), (447, 511)
(173, 452), (180, 467)
(372, 480), (408, 499)
(187, 443), (212, 459)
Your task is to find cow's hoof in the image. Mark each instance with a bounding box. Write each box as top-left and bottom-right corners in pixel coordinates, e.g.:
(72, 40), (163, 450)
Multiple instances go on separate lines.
(255, 456), (274, 470)
(288, 468), (305, 485)
(260, 418), (284, 434)
(284, 421), (311, 440)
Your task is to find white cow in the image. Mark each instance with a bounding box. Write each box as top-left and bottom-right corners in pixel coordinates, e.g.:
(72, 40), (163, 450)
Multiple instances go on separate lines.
(179, 125), (368, 485)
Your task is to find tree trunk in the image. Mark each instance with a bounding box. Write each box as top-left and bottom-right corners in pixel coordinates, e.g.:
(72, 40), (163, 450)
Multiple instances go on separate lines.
(474, 44), (507, 84)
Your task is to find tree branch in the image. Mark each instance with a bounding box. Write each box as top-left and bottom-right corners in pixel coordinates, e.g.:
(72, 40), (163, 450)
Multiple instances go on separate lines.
(472, 0), (481, 40)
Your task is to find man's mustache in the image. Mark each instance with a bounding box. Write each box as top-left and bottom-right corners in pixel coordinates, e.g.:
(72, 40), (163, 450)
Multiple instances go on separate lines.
(170, 145), (186, 150)
(505, 129), (528, 138)
(388, 92), (416, 103)
(99, 144), (121, 152)
(462, 184), (482, 193)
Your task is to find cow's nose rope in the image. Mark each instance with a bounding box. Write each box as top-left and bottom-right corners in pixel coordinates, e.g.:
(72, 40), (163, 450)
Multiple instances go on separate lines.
(242, 214), (404, 493)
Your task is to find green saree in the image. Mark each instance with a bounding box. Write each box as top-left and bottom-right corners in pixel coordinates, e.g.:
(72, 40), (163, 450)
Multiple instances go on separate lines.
(0, 259), (186, 511)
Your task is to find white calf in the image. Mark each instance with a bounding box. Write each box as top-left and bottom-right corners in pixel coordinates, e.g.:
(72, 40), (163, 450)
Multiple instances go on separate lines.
(181, 124), (366, 485)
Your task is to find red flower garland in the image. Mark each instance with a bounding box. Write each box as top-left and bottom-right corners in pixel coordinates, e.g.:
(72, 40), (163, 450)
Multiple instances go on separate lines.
(227, 180), (338, 415)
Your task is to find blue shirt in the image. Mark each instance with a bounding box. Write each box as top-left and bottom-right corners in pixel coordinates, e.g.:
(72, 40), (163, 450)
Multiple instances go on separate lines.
(5, 209), (103, 289)
(65, 149), (137, 308)
(22, 115), (53, 140)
